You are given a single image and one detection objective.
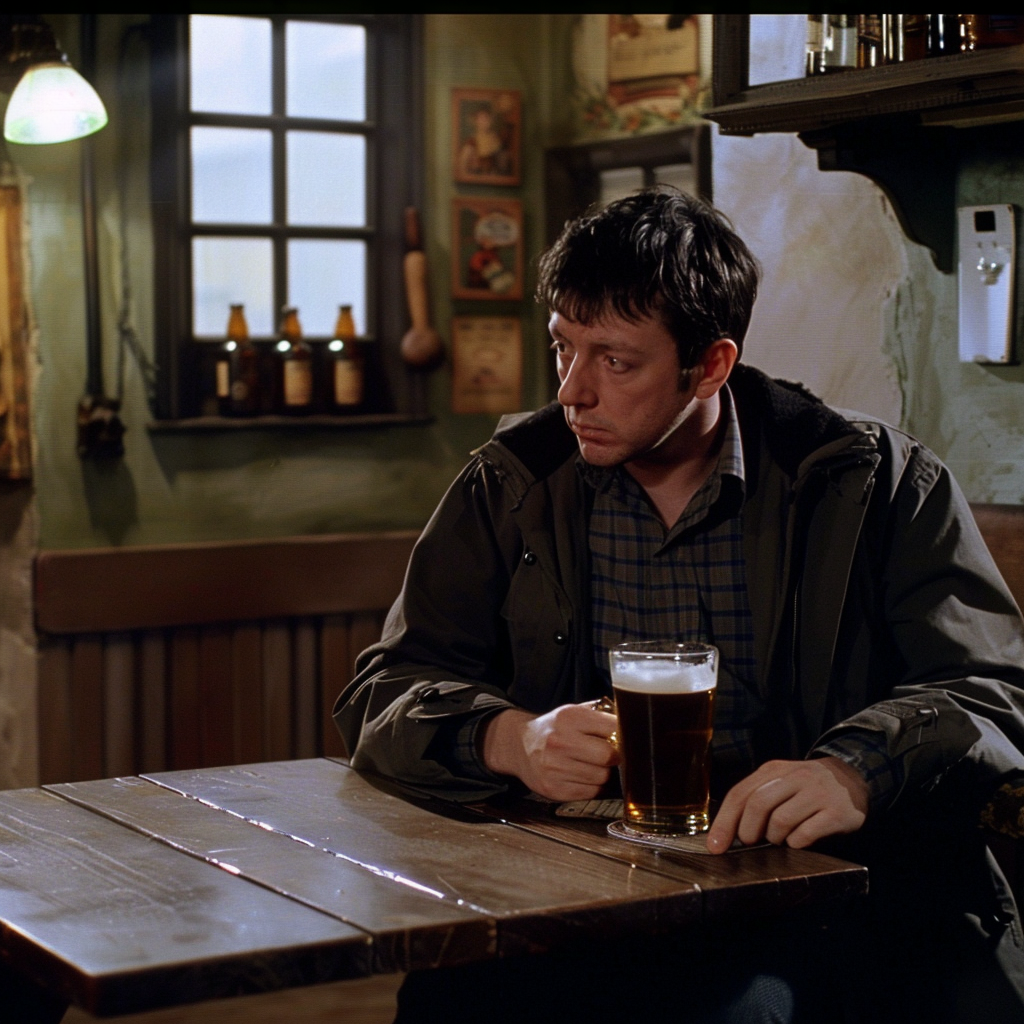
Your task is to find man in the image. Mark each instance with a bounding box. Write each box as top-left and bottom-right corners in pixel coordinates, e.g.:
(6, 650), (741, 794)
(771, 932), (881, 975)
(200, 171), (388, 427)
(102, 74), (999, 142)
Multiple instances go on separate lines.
(336, 189), (1024, 1022)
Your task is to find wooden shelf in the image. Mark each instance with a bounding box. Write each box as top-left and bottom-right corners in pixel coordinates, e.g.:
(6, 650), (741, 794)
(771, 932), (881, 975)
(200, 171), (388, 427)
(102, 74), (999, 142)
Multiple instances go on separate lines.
(706, 18), (1024, 272)
(708, 25), (1024, 136)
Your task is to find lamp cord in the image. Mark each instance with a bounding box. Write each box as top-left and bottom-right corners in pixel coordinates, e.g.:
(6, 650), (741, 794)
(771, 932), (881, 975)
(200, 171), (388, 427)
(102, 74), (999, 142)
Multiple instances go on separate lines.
(114, 22), (158, 415)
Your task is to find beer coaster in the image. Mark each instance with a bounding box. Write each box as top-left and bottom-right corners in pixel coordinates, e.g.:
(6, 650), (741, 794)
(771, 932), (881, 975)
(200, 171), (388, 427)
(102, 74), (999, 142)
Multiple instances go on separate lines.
(555, 798), (624, 819)
(606, 819), (756, 854)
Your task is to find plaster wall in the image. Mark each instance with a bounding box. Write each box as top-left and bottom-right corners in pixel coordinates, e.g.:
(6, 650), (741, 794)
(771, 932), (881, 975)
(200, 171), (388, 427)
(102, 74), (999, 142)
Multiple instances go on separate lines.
(713, 126), (1024, 505)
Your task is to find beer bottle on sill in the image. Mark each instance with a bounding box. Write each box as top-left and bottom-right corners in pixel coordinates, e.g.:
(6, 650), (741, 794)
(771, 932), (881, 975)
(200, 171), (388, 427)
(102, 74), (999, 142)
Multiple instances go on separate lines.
(326, 304), (365, 412)
(216, 303), (259, 417)
(274, 306), (313, 415)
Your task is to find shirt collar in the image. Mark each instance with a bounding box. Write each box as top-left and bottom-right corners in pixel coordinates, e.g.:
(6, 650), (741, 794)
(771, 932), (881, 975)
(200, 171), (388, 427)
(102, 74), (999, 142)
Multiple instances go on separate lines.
(578, 382), (746, 501)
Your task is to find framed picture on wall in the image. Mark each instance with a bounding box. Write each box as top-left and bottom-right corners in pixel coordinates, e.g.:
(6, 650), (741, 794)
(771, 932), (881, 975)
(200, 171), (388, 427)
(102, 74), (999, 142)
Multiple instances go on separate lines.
(452, 197), (524, 301)
(452, 88), (522, 186)
(451, 316), (522, 414)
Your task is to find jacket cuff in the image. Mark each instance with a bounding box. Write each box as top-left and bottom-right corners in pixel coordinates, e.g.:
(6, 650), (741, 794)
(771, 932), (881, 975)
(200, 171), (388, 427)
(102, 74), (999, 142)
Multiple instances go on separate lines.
(810, 728), (905, 811)
(428, 708), (508, 783)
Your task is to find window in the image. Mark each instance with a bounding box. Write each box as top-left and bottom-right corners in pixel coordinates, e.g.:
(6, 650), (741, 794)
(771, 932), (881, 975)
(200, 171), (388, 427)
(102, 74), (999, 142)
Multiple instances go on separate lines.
(543, 126), (711, 246)
(149, 14), (423, 422)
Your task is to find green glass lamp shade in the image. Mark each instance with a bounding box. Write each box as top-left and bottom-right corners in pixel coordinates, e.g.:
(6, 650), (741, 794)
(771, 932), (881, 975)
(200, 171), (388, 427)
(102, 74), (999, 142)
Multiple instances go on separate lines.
(4, 62), (108, 144)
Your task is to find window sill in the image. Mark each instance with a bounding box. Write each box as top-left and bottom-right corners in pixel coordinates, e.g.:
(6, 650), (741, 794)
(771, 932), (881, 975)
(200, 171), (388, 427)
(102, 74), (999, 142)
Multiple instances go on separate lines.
(146, 413), (433, 434)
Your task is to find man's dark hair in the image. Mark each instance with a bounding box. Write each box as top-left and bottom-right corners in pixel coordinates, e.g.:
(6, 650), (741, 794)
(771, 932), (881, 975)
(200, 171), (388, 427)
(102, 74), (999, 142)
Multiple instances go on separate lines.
(536, 188), (760, 367)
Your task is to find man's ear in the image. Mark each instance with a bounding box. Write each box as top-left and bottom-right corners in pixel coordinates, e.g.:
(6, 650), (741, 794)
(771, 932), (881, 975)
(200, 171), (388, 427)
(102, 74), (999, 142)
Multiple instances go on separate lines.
(694, 338), (738, 400)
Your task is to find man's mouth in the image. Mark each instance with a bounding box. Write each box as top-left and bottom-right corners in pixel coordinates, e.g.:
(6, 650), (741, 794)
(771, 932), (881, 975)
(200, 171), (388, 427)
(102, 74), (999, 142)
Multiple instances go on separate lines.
(569, 421), (611, 442)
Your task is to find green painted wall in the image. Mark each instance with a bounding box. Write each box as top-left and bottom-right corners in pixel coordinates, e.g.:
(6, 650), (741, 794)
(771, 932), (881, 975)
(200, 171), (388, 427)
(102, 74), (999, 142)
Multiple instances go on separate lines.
(13, 15), (566, 551)
(14, 15), (1024, 556)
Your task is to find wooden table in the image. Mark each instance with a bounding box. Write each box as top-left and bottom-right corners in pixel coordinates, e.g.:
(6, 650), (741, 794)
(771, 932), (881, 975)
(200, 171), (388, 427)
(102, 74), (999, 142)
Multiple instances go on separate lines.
(0, 758), (867, 1019)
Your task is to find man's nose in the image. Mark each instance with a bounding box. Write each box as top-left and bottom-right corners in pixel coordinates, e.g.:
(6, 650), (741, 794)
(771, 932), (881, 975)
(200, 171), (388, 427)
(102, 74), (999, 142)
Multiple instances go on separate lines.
(557, 355), (596, 408)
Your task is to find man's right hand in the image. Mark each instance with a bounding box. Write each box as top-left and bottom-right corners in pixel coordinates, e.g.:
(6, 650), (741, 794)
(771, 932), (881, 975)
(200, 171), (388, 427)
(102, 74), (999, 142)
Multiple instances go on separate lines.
(480, 703), (619, 801)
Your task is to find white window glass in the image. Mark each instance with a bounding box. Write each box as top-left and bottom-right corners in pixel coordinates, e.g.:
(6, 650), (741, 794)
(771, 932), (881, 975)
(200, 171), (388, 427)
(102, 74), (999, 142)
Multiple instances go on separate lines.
(748, 15), (807, 86)
(193, 237), (274, 336)
(287, 131), (366, 227)
(286, 21), (366, 122)
(192, 126), (272, 224)
(600, 167), (645, 207)
(654, 163), (697, 197)
(190, 15), (271, 115)
(288, 239), (367, 336)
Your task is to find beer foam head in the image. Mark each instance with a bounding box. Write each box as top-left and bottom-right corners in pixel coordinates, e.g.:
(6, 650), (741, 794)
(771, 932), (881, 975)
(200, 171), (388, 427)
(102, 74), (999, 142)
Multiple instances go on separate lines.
(609, 655), (717, 694)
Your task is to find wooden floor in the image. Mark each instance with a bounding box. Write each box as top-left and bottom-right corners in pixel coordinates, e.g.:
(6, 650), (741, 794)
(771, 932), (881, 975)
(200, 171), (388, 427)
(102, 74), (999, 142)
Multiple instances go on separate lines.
(62, 974), (404, 1024)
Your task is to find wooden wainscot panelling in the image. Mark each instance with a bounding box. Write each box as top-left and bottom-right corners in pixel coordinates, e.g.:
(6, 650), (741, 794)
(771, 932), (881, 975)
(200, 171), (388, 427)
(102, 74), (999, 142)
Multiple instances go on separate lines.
(971, 503), (1024, 612)
(33, 507), (1024, 790)
(34, 532), (418, 784)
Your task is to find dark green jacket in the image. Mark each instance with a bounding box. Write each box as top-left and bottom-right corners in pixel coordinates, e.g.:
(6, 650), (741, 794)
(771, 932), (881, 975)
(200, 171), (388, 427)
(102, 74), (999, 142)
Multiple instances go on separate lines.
(336, 364), (1024, 809)
(336, 363), (1024, 1017)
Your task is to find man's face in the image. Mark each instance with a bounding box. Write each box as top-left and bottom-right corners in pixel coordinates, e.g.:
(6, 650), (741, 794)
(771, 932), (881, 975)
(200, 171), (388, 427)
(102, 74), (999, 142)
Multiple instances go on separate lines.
(550, 310), (703, 469)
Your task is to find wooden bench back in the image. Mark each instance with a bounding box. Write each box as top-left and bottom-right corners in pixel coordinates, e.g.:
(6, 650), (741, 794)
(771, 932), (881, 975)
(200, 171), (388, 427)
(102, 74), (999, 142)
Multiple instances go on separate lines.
(34, 532), (418, 783)
(31, 504), (1024, 786)
(971, 504), (1024, 612)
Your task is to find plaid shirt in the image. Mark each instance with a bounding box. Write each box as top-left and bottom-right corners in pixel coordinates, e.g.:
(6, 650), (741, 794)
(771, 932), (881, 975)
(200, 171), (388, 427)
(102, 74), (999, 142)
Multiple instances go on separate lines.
(584, 387), (764, 788)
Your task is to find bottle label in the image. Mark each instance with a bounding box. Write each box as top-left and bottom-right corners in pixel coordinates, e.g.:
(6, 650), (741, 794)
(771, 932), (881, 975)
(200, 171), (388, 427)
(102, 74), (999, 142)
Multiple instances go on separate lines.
(334, 361), (363, 406)
(216, 360), (230, 398)
(230, 380), (250, 402)
(284, 361), (313, 406)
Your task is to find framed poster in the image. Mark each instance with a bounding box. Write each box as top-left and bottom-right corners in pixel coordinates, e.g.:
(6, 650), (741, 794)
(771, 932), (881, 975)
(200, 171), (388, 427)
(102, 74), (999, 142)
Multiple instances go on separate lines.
(452, 88), (522, 186)
(452, 198), (523, 301)
(451, 316), (522, 414)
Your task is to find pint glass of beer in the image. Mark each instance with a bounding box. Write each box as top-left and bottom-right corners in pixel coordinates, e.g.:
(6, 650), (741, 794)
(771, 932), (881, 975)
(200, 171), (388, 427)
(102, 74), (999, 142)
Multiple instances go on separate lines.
(609, 641), (718, 836)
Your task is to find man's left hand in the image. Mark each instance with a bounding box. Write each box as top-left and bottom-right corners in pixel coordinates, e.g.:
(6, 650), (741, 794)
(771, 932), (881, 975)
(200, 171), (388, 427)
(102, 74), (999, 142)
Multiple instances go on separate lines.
(705, 756), (869, 854)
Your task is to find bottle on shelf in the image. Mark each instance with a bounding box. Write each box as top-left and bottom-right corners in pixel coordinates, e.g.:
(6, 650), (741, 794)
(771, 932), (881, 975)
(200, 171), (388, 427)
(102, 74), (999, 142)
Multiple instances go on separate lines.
(325, 304), (365, 412)
(808, 15), (858, 75)
(960, 15), (1024, 51)
(215, 303), (259, 417)
(927, 14), (962, 56)
(857, 14), (884, 68)
(274, 306), (313, 415)
(805, 15), (827, 75)
(901, 14), (929, 61)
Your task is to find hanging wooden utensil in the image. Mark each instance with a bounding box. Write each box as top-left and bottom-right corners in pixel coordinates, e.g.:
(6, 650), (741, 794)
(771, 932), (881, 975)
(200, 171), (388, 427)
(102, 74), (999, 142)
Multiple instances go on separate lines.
(400, 207), (444, 368)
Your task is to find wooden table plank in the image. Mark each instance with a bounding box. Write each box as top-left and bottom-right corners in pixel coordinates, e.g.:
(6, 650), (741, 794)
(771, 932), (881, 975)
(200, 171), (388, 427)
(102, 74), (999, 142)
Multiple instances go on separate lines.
(49, 775), (493, 975)
(0, 788), (369, 1017)
(463, 799), (869, 921)
(138, 759), (704, 957)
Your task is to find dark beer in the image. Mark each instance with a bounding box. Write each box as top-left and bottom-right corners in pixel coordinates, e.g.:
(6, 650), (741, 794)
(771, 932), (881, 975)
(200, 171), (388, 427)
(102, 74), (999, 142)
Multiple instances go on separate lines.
(610, 642), (717, 835)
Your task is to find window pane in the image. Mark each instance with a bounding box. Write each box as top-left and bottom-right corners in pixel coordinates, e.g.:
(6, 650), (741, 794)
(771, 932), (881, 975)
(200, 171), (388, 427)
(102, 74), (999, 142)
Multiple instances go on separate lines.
(653, 163), (697, 196)
(288, 239), (367, 336)
(600, 167), (644, 207)
(193, 237), (274, 336)
(287, 132), (366, 227)
(286, 21), (366, 121)
(748, 15), (806, 86)
(190, 15), (271, 115)
(192, 126), (272, 224)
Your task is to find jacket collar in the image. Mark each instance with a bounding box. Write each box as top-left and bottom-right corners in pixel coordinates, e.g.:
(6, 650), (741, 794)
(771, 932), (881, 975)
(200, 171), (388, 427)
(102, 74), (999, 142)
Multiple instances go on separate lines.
(484, 363), (876, 493)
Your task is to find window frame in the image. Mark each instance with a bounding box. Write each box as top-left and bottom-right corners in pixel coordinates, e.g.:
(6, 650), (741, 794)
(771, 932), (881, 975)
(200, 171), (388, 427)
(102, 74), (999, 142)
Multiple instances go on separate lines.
(149, 13), (423, 422)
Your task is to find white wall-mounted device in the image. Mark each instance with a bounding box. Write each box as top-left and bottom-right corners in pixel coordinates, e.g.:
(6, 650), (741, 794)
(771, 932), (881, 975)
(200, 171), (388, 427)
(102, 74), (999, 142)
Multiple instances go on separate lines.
(958, 204), (1016, 364)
